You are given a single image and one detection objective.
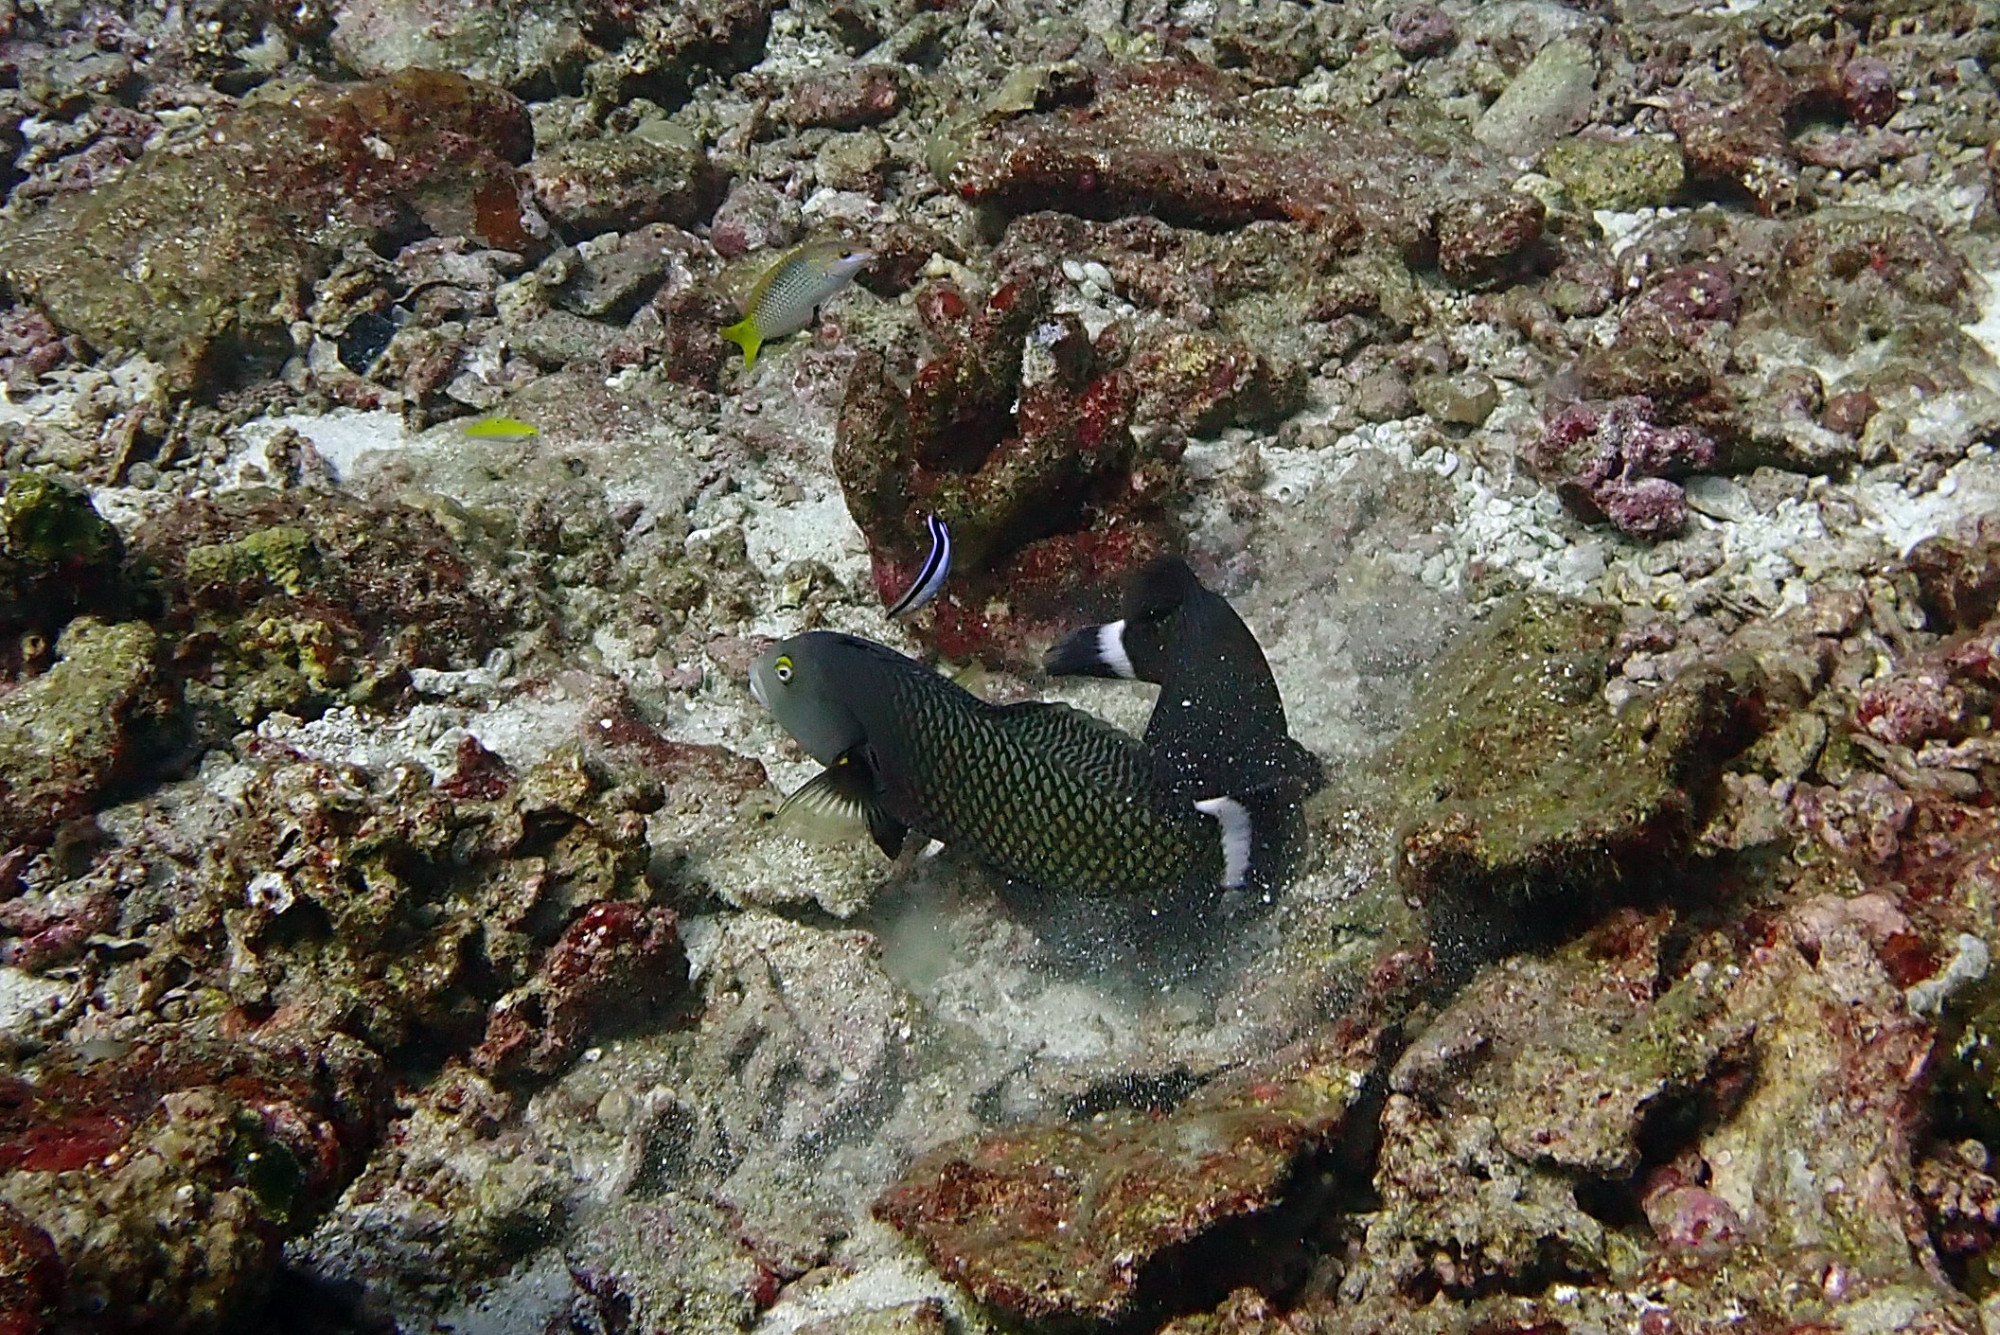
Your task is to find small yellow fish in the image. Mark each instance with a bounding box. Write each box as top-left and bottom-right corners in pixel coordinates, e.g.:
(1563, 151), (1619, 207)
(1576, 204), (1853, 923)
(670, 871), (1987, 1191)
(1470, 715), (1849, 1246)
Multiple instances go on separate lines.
(462, 415), (540, 440)
(722, 240), (872, 370)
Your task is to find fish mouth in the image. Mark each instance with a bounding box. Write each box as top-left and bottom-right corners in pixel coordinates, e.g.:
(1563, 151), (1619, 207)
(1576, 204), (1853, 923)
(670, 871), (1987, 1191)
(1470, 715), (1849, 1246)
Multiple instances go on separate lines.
(749, 669), (768, 709)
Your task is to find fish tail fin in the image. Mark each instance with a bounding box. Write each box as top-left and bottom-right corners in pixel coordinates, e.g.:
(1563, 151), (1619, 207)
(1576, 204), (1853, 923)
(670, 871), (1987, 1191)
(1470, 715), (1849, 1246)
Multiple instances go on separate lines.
(1044, 619), (1145, 680)
(721, 318), (763, 370)
(1194, 742), (1325, 894)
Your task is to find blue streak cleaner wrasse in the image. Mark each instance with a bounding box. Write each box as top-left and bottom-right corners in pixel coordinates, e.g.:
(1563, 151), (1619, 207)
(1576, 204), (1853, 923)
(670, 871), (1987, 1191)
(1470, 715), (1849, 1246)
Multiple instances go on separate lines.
(1045, 557), (1324, 893)
(885, 513), (951, 618)
(751, 630), (1261, 897)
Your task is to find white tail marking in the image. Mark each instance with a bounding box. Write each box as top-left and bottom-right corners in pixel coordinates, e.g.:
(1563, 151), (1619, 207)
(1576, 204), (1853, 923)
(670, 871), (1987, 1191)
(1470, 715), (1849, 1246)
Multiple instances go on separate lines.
(1098, 619), (1136, 679)
(1195, 796), (1252, 889)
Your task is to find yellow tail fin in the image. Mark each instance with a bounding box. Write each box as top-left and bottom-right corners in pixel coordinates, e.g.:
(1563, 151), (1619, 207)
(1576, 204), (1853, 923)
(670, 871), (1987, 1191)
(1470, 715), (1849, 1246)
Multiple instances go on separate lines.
(720, 317), (762, 370)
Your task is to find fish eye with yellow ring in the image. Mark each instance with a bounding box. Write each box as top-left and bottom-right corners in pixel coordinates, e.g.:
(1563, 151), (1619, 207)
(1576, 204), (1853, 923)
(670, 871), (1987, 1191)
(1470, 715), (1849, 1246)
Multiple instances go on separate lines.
(773, 655), (794, 683)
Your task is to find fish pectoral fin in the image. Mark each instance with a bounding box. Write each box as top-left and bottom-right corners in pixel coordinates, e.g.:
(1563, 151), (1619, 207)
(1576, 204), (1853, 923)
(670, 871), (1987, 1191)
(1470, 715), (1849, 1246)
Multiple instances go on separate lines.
(776, 757), (871, 843)
(775, 749), (906, 857)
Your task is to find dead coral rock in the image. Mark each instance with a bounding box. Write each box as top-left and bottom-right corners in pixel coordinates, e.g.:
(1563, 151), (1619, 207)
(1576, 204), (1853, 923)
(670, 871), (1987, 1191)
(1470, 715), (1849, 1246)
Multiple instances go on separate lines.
(1370, 912), (1752, 1296)
(525, 128), (728, 238)
(0, 1032), (384, 1335)
(1129, 328), (1305, 439)
(691, 913), (912, 1155)
(1388, 595), (1743, 946)
(1670, 45), (1807, 215)
(0, 307), (69, 390)
(285, 1063), (565, 1305)
(583, 0), (777, 109)
(130, 488), (528, 732)
(905, 274), (1047, 473)
(472, 900), (687, 1083)
(833, 270), (1180, 665)
(331, 0), (610, 88)
(779, 60), (904, 129)
(1917, 1143), (2000, 1262)
(943, 60), (1542, 288)
(156, 750), (658, 1057)
(1909, 527), (2000, 634)
(1527, 395), (1719, 542)
(0, 70), (535, 391)
(1759, 208), (1971, 355)
(0, 1201), (62, 1335)
(876, 1023), (1380, 1328)
(0, 618), (178, 852)
(1703, 896), (1944, 1277)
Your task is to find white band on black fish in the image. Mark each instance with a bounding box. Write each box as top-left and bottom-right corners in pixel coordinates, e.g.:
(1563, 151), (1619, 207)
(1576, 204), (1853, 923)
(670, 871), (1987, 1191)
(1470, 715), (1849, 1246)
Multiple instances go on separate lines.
(1097, 619), (1137, 679)
(887, 513), (952, 618)
(1195, 796), (1252, 889)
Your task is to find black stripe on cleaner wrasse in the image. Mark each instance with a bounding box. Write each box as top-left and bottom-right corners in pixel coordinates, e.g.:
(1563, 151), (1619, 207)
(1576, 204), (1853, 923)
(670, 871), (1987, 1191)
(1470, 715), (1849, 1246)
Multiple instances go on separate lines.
(885, 513), (951, 618)
(750, 630), (1282, 898)
(1045, 557), (1324, 894)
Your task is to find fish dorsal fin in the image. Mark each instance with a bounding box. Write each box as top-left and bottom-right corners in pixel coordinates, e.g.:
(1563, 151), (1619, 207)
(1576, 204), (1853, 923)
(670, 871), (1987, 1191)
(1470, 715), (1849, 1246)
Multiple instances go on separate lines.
(775, 747), (907, 858)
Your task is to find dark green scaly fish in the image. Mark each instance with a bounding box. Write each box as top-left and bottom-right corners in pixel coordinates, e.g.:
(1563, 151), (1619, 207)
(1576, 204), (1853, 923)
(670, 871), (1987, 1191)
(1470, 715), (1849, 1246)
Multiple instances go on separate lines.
(1045, 557), (1324, 893)
(750, 630), (1231, 897)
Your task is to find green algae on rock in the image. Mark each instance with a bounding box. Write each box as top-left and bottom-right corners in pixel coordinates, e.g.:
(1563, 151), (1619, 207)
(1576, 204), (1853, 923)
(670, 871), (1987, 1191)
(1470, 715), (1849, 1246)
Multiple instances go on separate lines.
(0, 70), (536, 391)
(0, 471), (131, 637)
(1540, 135), (1686, 211)
(1387, 596), (1743, 947)
(0, 617), (178, 850)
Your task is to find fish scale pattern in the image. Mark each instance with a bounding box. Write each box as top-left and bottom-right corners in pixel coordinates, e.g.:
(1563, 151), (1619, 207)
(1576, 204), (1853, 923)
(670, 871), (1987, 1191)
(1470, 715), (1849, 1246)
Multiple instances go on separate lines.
(878, 665), (1221, 896)
(751, 241), (853, 339)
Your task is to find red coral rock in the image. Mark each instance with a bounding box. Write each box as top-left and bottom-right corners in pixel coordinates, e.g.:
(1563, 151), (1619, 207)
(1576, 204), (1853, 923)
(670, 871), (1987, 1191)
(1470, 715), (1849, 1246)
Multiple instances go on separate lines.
(1129, 329), (1304, 438)
(1792, 774), (1914, 864)
(1387, 2), (1454, 58)
(0, 1034), (384, 1333)
(472, 900), (687, 1082)
(440, 734), (512, 801)
(907, 276), (1047, 471)
(1436, 189), (1546, 288)
(0, 70), (538, 390)
(0, 308), (68, 390)
(1909, 527), (2000, 633)
(1669, 46), (1803, 215)
(0, 1202), (62, 1335)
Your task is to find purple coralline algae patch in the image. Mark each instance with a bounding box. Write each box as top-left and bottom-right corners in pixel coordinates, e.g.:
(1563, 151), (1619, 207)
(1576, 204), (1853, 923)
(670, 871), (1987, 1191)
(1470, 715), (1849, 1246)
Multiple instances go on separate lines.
(1527, 396), (1719, 542)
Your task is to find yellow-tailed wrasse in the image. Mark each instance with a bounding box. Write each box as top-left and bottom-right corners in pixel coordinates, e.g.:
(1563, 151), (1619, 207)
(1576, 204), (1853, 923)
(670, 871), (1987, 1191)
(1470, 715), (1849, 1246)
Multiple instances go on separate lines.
(1045, 557), (1324, 893)
(721, 240), (872, 370)
(750, 630), (1270, 897)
